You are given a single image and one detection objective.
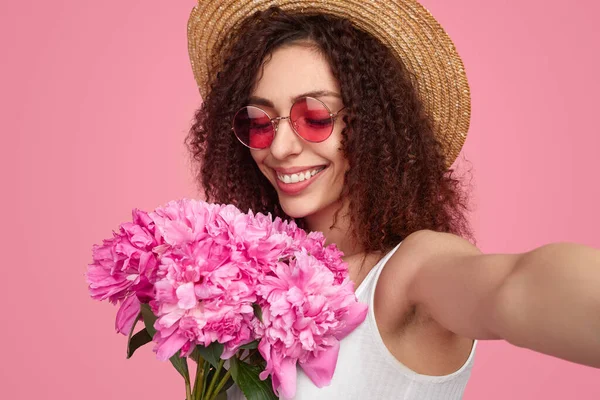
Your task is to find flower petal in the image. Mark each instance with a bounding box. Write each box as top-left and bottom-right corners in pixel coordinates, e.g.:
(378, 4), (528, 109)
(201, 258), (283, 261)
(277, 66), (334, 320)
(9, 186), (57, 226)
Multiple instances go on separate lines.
(115, 295), (141, 335)
(335, 302), (368, 340)
(176, 282), (197, 309)
(299, 341), (340, 388)
(154, 331), (188, 361)
(276, 356), (298, 399)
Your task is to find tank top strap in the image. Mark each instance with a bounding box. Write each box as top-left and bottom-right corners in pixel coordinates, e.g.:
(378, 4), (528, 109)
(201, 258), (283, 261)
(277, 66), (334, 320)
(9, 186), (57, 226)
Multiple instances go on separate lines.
(355, 241), (403, 298)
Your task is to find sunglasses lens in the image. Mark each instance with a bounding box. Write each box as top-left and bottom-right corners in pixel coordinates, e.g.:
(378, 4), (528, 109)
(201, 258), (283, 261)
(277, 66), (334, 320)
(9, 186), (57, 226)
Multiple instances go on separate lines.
(291, 97), (334, 142)
(233, 106), (274, 149)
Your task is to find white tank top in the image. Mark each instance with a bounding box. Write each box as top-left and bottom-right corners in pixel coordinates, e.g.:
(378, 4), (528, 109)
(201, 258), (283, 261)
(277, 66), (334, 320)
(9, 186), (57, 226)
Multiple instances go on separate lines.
(228, 241), (477, 399)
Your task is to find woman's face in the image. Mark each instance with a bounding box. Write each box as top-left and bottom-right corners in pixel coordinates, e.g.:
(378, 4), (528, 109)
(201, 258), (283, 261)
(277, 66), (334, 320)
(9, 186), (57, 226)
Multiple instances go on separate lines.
(248, 43), (349, 219)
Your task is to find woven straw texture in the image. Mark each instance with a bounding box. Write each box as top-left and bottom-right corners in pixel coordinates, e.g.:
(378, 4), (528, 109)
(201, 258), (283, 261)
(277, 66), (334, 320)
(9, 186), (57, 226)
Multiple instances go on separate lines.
(187, 0), (471, 168)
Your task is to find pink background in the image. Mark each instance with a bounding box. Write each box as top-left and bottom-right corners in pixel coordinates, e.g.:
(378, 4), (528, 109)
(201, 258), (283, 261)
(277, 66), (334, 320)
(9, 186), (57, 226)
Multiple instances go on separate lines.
(1, 0), (598, 398)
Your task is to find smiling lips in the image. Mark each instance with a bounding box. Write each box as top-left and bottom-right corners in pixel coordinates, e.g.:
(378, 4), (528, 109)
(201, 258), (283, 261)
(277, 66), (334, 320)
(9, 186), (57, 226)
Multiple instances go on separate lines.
(277, 166), (326, 183)
(273, 166), (327, 195)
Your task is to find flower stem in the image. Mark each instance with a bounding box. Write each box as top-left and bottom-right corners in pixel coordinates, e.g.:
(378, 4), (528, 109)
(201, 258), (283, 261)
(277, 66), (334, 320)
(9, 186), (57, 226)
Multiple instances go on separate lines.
(192, 356), (205, 400)
(185, 378), (192, 400)
(210, 369), (232, 400)
(200, 361), (210, 400)
(204, 359), (225, 400)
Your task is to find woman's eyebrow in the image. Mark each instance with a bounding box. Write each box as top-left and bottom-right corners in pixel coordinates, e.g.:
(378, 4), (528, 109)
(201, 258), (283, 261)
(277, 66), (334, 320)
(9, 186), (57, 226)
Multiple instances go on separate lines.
(248, 90), (342, 107)
(292, 90), (342, 102)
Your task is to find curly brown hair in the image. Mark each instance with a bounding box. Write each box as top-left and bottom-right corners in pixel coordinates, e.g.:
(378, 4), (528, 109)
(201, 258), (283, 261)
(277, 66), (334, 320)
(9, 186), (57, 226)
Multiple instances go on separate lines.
(186, 6), (475, 254)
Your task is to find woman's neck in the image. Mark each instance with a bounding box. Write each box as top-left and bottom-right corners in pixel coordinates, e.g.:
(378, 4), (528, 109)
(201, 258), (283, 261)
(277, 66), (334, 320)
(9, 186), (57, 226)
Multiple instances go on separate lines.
(303, 198), (364, 257)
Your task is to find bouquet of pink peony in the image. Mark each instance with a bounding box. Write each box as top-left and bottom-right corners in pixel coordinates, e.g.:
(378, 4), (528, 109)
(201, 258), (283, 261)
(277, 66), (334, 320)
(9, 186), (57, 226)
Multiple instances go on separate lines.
(86, 199), (368, 400)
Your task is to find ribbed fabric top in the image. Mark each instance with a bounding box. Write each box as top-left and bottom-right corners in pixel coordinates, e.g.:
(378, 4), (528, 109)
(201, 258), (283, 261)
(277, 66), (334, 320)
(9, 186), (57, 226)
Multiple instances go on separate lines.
(228, 241), (477, 399)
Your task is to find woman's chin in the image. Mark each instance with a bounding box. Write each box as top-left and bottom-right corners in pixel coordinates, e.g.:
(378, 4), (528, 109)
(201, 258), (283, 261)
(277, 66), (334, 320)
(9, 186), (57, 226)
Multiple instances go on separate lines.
(277, 189), (344, 221)
(281, 206), (312, 220)
(279, 199), (315, 220)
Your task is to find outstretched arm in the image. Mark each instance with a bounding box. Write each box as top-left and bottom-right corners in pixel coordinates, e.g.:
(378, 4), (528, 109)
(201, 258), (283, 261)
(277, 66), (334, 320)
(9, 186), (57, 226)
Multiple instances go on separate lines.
(405, 230), (600, 368)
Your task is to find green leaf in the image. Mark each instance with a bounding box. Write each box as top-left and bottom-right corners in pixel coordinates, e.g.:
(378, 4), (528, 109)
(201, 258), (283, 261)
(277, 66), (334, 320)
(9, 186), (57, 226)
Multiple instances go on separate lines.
(170, 355), (190, 384)
(190, 346), (202, 363)
(126, 329), (152, 359)
(140, 303), (157, 336)
(196, 342), (224, 368)
(125, 310), (142, 358)
(140, 303), (190, 383)
(229, 357), (277, 400)
(240, 340), (259, 350)
(252, 304), (263, 323)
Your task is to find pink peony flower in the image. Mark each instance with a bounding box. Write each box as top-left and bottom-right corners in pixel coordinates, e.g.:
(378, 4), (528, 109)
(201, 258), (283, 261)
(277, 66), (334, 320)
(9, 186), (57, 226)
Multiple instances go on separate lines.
(299, 231), (349, 284)
(228, 211), (293, 273)
(256, 250), (368, 398)
(150, 199), (223, 246)
(149, 200), (260, 361)
(87, 209), (160, 334)
(270, 219), (349, 283)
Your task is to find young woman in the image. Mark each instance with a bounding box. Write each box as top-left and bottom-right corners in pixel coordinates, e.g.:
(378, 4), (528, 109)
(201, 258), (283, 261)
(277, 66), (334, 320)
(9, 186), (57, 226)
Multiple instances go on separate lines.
(185, 1), (600, 398)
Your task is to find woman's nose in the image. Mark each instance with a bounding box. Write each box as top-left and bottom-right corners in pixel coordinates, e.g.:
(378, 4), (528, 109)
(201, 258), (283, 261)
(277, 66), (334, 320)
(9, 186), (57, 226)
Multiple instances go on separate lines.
(269, 117), (303, 160)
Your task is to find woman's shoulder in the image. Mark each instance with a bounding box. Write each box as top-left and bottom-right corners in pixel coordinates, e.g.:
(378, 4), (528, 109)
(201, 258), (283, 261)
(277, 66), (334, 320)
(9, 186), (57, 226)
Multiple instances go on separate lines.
(389, 229), (479, 281)
(381, 229), (480, 311)
(376, 231), (480, 328)
(373, 230), (477, 375)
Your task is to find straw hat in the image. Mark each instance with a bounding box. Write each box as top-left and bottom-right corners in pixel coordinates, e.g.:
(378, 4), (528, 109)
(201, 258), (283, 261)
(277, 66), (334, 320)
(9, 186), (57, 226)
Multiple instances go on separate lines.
(187, 0), (471, 168)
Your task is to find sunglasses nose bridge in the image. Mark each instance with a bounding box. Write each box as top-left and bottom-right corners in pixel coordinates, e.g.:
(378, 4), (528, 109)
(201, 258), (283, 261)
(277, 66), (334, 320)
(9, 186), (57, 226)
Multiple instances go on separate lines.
(272, 116), (295, 132)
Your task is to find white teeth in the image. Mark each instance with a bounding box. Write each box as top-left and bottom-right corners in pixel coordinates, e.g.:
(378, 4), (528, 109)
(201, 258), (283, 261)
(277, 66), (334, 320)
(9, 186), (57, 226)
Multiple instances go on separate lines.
(277, 167), (325, 183)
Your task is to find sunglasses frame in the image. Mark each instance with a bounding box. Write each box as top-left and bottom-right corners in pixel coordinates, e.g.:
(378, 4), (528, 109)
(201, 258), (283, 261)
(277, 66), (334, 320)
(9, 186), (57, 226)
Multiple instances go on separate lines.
(231, 96), (346, 150)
